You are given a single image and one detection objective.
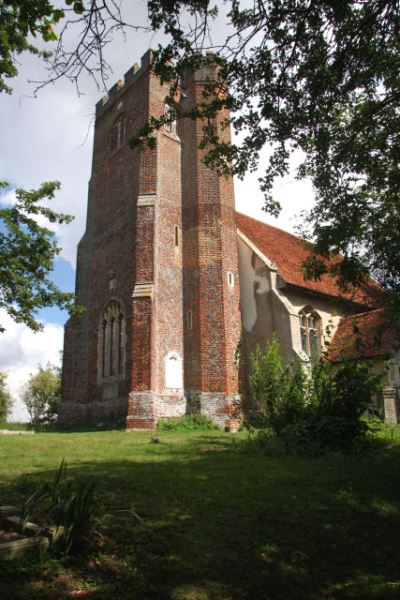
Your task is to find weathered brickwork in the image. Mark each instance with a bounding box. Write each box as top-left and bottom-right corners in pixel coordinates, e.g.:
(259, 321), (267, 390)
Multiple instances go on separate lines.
(61, 51), (241, 429)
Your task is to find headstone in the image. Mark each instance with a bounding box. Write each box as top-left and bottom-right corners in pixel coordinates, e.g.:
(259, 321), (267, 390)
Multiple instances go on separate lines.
(383, 387), (400, 423)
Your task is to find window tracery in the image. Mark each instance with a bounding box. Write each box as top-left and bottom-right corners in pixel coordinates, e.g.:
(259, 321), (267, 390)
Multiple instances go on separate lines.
(299, 306), (321, 360)
(99, 300), (125, 380)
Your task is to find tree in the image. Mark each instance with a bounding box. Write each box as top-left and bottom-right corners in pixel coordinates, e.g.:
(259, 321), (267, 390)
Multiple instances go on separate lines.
(0, 371), (12, 422)
(2, 1), (400, 317)
(23, 362), (61, 427)
(0, 181), (77, 332)
(0, 1), (149, 94)
(145, 0), (400, 316)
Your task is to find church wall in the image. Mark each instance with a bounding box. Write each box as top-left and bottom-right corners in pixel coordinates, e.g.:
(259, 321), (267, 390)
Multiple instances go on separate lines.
(238, 237), (292, 358)
(283, 289), (344, 354)
(238, 236), (349, 369)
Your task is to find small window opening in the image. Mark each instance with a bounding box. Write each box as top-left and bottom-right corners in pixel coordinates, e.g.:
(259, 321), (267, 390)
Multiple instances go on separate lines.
(187, 309), (193, 330)
(174, 225), (179, 248)
(227, 271), (234, 287)
(112, 115), (126, 152)
(164, 104), (178, 136)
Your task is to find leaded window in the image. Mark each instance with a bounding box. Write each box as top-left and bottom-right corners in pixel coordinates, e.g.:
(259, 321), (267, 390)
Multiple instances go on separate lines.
(99, 300), (125, 380)
(299, 307), (321, 360)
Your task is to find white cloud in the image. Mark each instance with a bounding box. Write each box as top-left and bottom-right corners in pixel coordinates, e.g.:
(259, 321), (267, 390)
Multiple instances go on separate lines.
(0, 310), (63, 422)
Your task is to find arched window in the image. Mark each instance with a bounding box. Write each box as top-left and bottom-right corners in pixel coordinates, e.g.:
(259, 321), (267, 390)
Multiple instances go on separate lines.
(164, 104), (178, 136)
(99, 300), (125, 380)
(111, 114), (126, 152)
(299, 306), (321, 360)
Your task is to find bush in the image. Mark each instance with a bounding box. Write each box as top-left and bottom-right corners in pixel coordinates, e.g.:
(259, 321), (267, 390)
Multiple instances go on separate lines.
(245, 337), (382, 453)
(248, 336), (308, 433)
(156, 413), (219, 432)
(311, 358), (381, 450)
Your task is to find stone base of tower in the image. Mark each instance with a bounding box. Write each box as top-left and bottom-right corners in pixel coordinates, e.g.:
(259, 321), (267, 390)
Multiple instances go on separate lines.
(126, 391), (187, 430)
(58, 398), (129, 428)
(186, 391), (242, 429)
(58, 391), (241, 430)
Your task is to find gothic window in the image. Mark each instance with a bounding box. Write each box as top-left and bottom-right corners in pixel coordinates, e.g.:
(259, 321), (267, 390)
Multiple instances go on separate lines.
(111, 114), (126, 151)
(299, 306), (321, 360)
(99, 300), (125, 380)
(164, 104), (178, 136)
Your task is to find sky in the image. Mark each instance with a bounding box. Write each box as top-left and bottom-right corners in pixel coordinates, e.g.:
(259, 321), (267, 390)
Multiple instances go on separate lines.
(0, 2), (314, 421)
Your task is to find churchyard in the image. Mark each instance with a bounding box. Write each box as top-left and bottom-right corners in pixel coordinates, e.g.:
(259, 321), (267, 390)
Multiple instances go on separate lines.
(0, 427), (400, 599)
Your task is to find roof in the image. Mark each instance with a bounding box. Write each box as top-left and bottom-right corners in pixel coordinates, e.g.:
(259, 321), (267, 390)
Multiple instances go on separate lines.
(328, 308), (397, 360)
(235, 212), (381, 306)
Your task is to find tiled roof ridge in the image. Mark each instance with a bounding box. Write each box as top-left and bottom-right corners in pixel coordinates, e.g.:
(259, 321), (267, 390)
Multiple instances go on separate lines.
(235, 211), (382, 307)
(235, 210), (307, 243)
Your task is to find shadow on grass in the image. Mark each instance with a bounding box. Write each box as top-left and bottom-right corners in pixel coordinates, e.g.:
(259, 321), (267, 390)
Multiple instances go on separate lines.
(1, 437), (400, 600)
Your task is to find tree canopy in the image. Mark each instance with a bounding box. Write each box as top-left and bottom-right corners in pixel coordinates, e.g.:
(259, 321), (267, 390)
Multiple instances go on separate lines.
(0, 181), (77, 331)
(0, 371), (12, 421)
(23, 362), (61, 427)
(1, 1), (400, 317)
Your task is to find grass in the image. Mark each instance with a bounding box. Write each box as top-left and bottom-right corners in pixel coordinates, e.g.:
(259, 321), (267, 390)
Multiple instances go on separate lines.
(0, 428), (400, 599)
(0, 421), (30, 431)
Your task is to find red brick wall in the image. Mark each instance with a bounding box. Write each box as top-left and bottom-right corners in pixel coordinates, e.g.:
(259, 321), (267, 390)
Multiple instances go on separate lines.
(181, 65), (241, 396)
(61, 52), (241, 428)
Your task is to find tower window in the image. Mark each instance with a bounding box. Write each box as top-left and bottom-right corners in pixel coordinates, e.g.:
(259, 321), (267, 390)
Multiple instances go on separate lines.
(99, 300), (125, 380)
(187, 309), (193, 330)
(299, 306), (321, 360)
(227, 271), (234, 287)
(111, 114), (126, 152)
(174, 225), (179, 248)
(164, 104), (178, 136)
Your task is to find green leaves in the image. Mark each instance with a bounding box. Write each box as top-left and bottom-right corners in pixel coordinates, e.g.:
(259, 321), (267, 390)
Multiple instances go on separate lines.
(0, 371), (12, 421)
(0, 181), (77, 331)
(22, 362), (61, 426)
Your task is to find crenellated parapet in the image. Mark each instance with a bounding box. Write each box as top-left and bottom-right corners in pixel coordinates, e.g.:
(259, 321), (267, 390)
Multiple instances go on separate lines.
(95, 49), (156, 118)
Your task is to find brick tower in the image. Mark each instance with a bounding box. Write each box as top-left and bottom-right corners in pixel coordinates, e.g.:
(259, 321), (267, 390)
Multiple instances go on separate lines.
(60, 51), (241, 429)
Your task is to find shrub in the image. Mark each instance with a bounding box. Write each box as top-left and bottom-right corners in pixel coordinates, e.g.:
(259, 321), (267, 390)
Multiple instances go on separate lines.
(156, 413), (219, 432)
(310, 358), (382, 450)
(248, 336), (308, 433)
(246, 337), (382, 453)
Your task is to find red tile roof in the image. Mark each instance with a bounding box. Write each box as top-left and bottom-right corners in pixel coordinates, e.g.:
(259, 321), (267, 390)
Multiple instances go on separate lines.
(328, 308), (397, 360)
(236, 212), (381, 306)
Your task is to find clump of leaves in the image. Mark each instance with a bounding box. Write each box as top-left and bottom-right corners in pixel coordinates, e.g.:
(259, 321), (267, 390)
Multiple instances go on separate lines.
(248, 335), (309, 434)
(156, 413), (219, 432)
(246, 336), (382, 454)
(22, 459), (97, 554)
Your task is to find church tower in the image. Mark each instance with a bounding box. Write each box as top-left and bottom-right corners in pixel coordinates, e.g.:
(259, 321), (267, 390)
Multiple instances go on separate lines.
(61, 51), (241, 429)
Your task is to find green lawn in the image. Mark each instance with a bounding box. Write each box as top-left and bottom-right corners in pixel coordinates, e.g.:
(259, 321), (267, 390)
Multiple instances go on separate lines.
(0, 429), (400, 599)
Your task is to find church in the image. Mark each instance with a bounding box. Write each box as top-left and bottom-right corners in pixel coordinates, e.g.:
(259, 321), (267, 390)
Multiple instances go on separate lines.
(60, 50), (398, 429)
